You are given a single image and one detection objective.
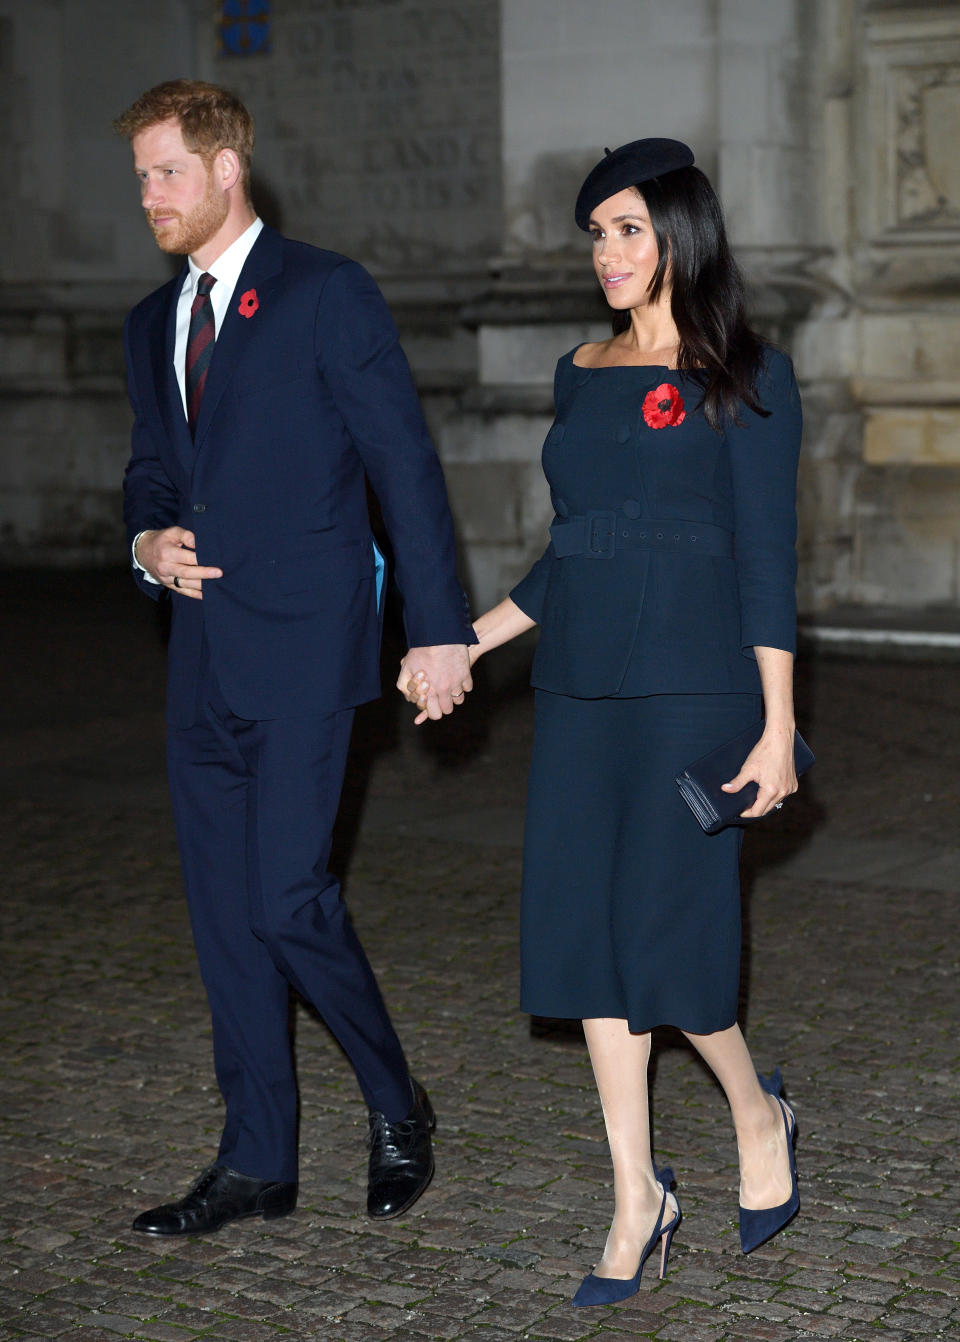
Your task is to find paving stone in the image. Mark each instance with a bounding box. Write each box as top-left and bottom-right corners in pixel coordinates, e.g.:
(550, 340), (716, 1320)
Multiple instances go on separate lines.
(201, 1324), (289, 1341)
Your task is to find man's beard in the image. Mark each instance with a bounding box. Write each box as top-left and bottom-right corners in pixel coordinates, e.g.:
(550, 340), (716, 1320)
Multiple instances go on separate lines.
(147, 177), (229, 256)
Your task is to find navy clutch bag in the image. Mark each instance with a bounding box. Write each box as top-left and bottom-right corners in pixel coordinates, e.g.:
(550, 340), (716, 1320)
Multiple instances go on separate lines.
(675, 721), (815, 834)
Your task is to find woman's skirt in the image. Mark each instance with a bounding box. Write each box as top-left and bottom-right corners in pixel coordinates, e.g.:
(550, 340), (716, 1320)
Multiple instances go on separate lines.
(520, 689), (762, 1034)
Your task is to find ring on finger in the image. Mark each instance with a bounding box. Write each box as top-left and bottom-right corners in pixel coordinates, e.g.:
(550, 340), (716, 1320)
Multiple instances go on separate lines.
(173, 575), (181, 589)
(774, 800), (784, 810)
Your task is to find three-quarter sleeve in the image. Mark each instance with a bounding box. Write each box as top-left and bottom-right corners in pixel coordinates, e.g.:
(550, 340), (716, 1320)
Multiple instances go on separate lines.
(726, 349), (802, 657)
(509, 541), (553, 624)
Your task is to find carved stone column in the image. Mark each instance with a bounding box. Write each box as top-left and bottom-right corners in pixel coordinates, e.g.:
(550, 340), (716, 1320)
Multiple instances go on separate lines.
(848, 2), (960, 605)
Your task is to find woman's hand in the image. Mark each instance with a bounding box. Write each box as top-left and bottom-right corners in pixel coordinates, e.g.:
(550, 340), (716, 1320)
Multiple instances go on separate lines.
(403, 669), (429, 725)
(400, 602), (534, 726)
(721, 720), (798, 818)
(399, 625), (483, 724)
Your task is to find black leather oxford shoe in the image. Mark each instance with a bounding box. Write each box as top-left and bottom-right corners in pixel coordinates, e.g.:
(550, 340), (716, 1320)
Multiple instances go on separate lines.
(366, 1078), (436, 1219)
(131, 1164), (297, 1236)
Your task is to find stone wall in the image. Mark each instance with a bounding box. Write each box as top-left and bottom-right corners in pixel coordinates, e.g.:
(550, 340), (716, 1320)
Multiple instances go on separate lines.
(211, 0), (501, 274)
(0, 0), (195, 565)
(0, 0), (499, 566)
(2, 0), (960, 622)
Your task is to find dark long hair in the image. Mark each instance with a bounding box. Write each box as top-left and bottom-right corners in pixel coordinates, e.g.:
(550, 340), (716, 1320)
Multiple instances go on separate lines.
(611, 166), (767, 428)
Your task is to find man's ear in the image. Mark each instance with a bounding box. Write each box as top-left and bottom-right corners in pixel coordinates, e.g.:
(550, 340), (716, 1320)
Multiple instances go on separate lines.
(216, 147), (242, 192)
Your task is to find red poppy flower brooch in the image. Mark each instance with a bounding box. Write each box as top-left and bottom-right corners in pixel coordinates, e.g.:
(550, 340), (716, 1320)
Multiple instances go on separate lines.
(642, 382), (685, 429)
(238, 288), (259, 318)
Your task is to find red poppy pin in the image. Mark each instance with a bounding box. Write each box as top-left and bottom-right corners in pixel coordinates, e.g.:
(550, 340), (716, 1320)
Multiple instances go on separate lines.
(238, 288), (259, 319)
(643, 383), (685, 430)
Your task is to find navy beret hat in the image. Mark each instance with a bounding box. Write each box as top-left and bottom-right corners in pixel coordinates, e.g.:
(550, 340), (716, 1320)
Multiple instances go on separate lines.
(574, 137), (695, 231)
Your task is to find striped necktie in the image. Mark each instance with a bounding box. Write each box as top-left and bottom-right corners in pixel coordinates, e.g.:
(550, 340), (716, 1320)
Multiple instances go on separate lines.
(185, 272), (217, 434)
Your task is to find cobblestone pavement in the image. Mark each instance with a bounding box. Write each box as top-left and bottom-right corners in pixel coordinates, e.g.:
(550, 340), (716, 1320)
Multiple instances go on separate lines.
(2, 573), (958, 1342)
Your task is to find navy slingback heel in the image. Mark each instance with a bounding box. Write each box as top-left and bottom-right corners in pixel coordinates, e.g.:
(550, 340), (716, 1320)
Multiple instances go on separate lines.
(572, 1166), (681, 1307)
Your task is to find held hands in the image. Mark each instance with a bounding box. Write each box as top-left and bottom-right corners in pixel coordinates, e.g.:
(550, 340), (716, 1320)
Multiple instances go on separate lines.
(721, 721), (798, 819)
(396, 643), (473, 724)
(135, 527), (222, 600)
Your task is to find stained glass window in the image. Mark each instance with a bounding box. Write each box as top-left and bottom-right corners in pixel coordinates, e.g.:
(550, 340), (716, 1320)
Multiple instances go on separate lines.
(219, 0), (271, 56)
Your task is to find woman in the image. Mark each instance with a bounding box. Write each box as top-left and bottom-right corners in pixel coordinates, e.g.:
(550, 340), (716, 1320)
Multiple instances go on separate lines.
(404, 138), (803, 1305)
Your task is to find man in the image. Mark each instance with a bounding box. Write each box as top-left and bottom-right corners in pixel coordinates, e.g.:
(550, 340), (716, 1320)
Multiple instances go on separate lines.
(115, 80), (474, 1235)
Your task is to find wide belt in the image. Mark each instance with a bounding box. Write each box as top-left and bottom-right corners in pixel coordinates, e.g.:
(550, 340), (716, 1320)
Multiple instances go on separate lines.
(550, 513), (733, 560)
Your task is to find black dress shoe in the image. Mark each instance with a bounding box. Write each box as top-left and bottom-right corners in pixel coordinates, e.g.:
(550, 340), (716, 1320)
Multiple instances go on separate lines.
(367, 1078), (436, 1219)
(131, 1164), (297, 1236)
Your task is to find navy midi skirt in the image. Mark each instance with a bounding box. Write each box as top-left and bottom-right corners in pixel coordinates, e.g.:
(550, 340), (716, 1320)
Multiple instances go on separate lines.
(520, 690), (762, 1035)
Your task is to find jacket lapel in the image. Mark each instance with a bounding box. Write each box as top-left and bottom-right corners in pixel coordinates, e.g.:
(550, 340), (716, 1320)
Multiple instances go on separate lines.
(148, 264), (194, 470)
(191, 226), (284, 453)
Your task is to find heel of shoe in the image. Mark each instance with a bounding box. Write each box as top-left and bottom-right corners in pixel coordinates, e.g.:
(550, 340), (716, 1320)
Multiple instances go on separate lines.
(572, 1167), (681, 1306)
(260, 1184), (297, 1220)
(411, 1078), (437, 1133)
(658, 1206), (681, 1279)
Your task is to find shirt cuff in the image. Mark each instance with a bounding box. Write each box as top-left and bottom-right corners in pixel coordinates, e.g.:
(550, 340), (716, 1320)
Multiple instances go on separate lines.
(132, 532), (161, 585)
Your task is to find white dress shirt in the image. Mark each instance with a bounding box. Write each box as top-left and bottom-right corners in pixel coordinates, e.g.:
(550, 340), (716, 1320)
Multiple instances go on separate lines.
(133, 217), (264, 578)
(173, 216), (264, 414)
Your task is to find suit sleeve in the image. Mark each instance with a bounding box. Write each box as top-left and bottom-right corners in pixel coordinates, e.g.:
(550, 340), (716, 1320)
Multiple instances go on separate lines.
(314, 260), (475, 647)
(727, 348), (802, 656)
(121, 311), (180, 601)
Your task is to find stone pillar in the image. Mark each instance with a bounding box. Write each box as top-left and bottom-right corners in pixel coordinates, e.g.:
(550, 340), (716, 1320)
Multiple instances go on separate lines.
(714, 0), (863, 617)
(849, 2), (960, 605)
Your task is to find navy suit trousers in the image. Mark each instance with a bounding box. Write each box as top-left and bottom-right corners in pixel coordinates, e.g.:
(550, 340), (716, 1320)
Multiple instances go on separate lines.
(166, 649), (411, 1182)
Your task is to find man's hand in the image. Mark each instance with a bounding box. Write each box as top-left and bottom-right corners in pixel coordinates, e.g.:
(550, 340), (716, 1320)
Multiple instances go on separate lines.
(135, 527), (223, 600)
(396, 644), (472, 722)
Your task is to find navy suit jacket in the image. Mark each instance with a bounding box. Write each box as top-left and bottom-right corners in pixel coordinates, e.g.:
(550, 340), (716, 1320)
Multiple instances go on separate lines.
(123, 225), (474, 725)
(510, 347), (802, 698)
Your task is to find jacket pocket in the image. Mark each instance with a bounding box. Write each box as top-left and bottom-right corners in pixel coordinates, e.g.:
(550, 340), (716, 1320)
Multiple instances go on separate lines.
(265, 536), (373, 595)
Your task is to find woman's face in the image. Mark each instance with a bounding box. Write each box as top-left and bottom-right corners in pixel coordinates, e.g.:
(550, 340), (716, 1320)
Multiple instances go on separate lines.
(588, 188), (666, 311)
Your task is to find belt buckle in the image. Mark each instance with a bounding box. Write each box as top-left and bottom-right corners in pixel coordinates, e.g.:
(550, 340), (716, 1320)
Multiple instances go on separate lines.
(585, 510), (616, 559)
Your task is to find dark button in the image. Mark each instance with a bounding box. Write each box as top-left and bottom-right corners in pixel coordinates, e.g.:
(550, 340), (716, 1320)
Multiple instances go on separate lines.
(622, 498), (643, 519)
(656, 532), (663, 539)
(691, 535), (698, 542)
(639, 531), (647, 540)
(621, 529), (630, 538)
(192, 503), (206, 513)
(673, 533), (680, 541)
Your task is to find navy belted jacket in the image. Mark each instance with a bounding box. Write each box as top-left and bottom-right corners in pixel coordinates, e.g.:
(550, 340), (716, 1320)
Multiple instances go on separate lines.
(510, 346), (802, 698)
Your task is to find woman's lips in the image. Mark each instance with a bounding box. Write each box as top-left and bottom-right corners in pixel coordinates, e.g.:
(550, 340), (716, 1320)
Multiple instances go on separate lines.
(602, 273), (631, 288)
